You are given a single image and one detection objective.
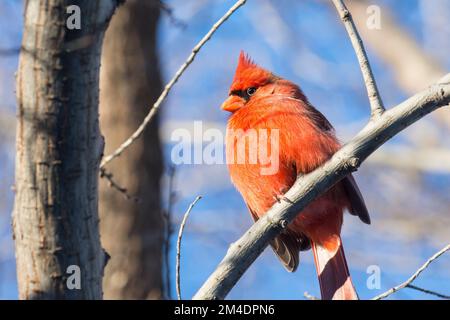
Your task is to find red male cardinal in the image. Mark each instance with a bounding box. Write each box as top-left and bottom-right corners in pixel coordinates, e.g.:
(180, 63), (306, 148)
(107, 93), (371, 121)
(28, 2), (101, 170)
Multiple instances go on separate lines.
(222, 52), (370, 300)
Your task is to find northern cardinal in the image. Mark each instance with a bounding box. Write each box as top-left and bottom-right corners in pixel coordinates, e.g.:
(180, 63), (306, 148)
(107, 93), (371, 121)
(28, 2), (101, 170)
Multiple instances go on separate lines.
(222, 52), (370, 300)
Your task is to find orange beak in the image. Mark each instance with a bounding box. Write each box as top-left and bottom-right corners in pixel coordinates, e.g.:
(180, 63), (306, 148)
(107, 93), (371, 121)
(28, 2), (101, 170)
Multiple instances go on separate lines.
(221, 95), (244, 112)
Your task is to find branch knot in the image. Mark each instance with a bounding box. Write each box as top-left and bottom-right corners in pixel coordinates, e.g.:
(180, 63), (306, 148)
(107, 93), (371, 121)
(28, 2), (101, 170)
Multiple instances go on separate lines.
(345, 156), (360, 171)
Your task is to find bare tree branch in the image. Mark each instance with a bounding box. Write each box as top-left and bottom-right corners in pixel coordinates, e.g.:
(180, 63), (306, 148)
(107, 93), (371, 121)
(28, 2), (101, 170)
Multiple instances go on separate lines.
(100, 0), (247, 168)
(0, 47), (20, 56)
(193, 75), (450, 300)
(176, 196), (202, 300)
(405, 284), (450, 300)
(372, 244), (450, 300)
(331, 0), (385, 117)
(99, 168), (139, 202)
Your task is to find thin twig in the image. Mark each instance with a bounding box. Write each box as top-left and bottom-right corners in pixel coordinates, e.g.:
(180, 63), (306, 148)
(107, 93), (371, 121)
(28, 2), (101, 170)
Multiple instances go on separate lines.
(331, 0), (385, 117)
(176, 196), (202, 300)
(99, 168), (139, 202)
(163, 166), (177, 300)
(100, 0), (247, 168)
(304, 292), (319, 300)
(193, 75), (450, 300)
(372, 244), (450, 300)
(405, 284), (450, 300)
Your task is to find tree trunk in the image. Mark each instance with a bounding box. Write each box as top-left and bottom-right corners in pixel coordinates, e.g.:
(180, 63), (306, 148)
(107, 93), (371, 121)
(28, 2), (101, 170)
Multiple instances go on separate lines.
(13, 0), (120, 299)
(99, 0), (164, 299)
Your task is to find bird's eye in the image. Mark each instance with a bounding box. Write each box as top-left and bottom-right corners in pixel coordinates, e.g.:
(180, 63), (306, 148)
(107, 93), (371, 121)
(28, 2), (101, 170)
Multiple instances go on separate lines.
(246, 87), (257, 96)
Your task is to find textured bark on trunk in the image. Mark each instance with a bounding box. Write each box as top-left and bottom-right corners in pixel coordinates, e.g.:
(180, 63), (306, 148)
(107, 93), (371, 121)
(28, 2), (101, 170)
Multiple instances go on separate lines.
(13, 0), (120, 299)
(99, 0), (164, 299)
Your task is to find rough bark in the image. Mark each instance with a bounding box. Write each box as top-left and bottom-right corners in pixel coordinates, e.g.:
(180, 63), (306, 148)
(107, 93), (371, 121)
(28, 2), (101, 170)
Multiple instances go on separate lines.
(99, 0), (164, 299)
(13, 0), (120, 299)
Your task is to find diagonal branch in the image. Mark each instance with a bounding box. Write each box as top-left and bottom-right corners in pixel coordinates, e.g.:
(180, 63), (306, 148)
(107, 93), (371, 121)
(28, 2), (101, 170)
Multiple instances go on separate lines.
(100, 0), (247, 168)
(331, 0), (385, 117)
(193, 75), (450, 300)
(372, 243), (450, 300)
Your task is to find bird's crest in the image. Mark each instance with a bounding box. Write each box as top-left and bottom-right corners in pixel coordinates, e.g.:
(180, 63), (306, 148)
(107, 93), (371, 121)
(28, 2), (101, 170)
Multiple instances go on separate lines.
(230, 51), (274, 93)
(235, 51), (258, 76)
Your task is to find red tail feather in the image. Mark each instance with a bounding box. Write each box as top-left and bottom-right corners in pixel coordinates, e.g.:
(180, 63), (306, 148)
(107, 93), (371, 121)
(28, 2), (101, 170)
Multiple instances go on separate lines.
(311, 237), (358, 300)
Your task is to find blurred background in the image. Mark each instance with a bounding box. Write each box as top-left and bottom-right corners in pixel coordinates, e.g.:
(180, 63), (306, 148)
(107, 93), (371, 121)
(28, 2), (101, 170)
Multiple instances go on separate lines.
(0, 0), (449, 299)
